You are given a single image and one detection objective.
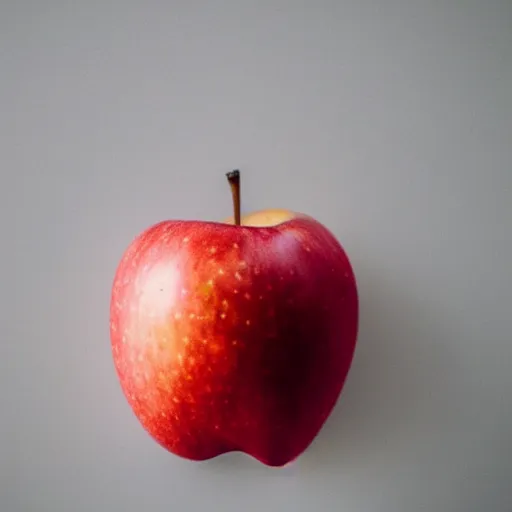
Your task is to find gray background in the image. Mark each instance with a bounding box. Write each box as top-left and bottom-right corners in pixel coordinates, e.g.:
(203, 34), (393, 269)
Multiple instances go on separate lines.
(1, 1), (511, 511)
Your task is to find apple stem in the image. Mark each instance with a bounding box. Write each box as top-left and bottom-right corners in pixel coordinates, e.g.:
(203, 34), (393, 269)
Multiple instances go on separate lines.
(226, 170), (241, 226)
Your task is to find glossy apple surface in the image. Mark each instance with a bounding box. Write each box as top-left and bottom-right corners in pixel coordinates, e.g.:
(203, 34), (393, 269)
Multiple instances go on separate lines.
(110, 209), (358, 467)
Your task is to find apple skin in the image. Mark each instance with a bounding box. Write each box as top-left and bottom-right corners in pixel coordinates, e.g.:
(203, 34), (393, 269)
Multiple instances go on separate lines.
(110, 212), (358, 467)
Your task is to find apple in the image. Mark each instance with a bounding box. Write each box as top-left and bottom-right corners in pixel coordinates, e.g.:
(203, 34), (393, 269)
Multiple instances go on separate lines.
(110, 171), (358, 467)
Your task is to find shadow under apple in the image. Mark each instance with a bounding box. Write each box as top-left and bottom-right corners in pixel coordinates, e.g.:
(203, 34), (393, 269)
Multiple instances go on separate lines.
(299, 259), (461, 471)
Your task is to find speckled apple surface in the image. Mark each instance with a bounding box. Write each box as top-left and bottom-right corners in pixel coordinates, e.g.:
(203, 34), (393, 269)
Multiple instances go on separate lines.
(110, 213), (358, 466)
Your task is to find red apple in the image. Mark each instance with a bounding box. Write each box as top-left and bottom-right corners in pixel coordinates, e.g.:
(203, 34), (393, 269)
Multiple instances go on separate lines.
(110, 171), (358, 467)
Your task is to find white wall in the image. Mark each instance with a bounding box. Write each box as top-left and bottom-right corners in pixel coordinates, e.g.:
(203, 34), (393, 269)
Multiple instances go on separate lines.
(1, 1), (511, 511)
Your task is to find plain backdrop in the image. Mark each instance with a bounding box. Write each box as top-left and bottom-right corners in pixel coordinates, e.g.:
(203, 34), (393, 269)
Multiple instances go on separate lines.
(1, 1), (511, 511)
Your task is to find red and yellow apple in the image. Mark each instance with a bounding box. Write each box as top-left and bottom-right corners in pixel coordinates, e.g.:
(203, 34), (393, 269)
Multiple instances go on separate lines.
(110, 172), (358, 467)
